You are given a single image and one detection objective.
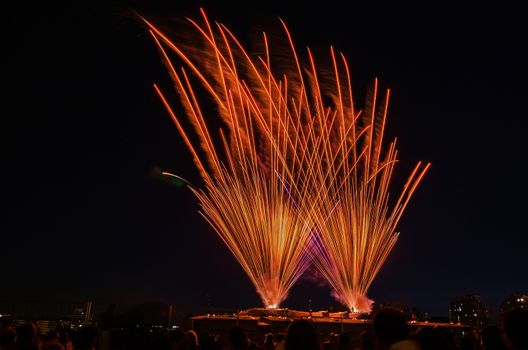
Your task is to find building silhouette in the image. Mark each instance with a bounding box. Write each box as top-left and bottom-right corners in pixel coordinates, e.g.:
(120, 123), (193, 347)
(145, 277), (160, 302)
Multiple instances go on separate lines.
(500, 293), (527, 313)
(449, 295), (489, 329)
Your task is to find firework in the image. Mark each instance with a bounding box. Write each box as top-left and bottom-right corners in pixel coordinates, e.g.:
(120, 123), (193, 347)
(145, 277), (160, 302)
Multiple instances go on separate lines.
(144, 10), (315, 308)
(304, 77), (430, 312)
(144, 10), (429, 311)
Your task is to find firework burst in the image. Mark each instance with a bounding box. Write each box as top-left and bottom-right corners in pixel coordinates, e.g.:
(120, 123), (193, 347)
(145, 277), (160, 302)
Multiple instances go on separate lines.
(144, 10), (316, 308)
(144, 9), (429, 310)
(303, 77), (430, 312)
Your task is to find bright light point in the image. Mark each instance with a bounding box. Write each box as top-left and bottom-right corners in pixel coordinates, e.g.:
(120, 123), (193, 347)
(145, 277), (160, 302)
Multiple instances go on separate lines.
(267, 304), (278, 309)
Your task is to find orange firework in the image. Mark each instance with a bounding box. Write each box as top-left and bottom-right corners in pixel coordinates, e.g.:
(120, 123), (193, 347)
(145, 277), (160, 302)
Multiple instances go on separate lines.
(144, 10), (315, 308)
(144, 10), (429, 311)
(301, 75), (430, 312)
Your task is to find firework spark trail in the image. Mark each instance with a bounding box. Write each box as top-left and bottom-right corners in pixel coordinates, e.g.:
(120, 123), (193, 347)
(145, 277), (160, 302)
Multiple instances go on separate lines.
(144, 11), (317, 308)
(144, 10), (429, 310)
(304, 77), (430, 312)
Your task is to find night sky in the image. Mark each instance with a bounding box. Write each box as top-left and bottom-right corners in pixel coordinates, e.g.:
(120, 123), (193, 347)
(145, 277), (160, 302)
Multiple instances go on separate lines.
(4, 2), (527, 319)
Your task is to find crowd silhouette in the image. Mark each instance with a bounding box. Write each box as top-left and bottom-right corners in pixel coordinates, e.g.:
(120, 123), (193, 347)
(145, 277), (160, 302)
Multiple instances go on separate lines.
(0, 308), (526, 350)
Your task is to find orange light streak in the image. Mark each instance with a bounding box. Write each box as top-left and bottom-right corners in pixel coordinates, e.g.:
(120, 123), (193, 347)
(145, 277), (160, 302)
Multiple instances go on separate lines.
(144, 10), (430, 311)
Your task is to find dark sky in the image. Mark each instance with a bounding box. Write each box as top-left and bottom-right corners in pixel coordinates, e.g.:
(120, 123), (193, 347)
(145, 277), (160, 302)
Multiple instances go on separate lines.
(3, 2), (527, 319)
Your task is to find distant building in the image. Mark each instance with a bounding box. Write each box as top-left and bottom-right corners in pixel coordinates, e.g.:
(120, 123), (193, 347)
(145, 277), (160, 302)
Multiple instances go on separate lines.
(500, 294), (528, 313)
(36, 320), (57, 334)
(450, 295), (489, 329)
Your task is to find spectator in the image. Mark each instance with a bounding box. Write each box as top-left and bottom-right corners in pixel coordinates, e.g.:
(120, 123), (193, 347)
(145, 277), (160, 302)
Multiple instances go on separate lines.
(168, 329), (191, 350)
(354, 330), (374, 350)
(42, 331), (65, 350)
(259, 334), (272, 350)
(322, 333), (339, 350)
(0, 327), (16, 350)
(73, 326), (97, 350)
(371, 308), (419, 350)
(228, 327), (249, 350)
(198, 332), (218, 350)
(58, 331), (72, 350)
(16, 323), (39, 350)
(275, 334), (285, 350)
(285, 320), (321, 350)
(416, 327), (450, 350)
(501, 309), (528, 350)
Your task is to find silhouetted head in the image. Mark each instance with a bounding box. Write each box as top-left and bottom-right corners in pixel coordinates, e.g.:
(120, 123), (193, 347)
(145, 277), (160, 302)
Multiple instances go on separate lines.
(197, 331), (218, 350)
(372, 308), (409, 348)
(276, 334), (284, 343)
(501, 309), (528, 350)
(416, 327), (450, 350)
(168, 329), (191, 350)
(229, 326), (249, 350)
(72, 326), (97, 350)
(42, 331), (60, 342)
(358, 330), (374, 350)
(285, 320), (321, 350)
(260, 333), (271, 345)
(0, 328), (16, 346)
(59, 331), (69, 345)
(17, 323), (38, 344)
